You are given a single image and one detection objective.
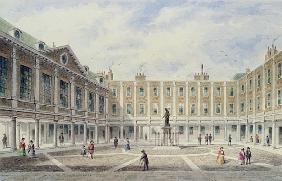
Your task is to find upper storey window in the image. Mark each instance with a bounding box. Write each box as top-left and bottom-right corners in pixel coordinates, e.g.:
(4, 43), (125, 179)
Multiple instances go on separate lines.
(60, 53), (69, 65)
(75, 87), (82, 110)
(126, 87), (131, 97)
(0, 56), (8, 97)
(241, 84), (245, 93)
(267, 69), (271, 84)
(278, 90), (281, 106)
(257, 75), (261, 88)
(112, 88), (117, 97)
(166, 87), (171, 96)
(203, 87), (208, 97)
(266, 93), (271, 108)
(20, 65), (32, 101)
(278, 63), (282, 79)
(153, 87), (158, 96)
(229, 87), (234, 96)
(41, 73), (52, 105)
(88, 92), (94, 112)
(179, 87), (184, 96)
(191, 87), (196, 96)
(216, 87), (221, 96)
(60, 80), (69, 108)
(99, 96), (105, 113)
(249, 79), (252, 90)
(139, 87), (145, 96)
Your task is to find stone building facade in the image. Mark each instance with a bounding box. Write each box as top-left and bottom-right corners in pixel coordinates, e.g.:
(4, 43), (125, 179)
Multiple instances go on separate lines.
(107, 45), (282, 148)
(0, 18), (109, 150)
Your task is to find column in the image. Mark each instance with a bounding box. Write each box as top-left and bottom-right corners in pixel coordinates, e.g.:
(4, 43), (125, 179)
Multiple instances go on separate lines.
(148, 124), (151, 140)
(272, 118), (276, 148)
(134, 124), (137, 142)
(11, 46), (17, 109)
(246, 120), (249, 143)
(253, 122), (256, 145)
(160, 81), (164, 116)
(16, 122), (20, 143)
(211, 82), (214, 117)
(224, 120), (227, 141)
(197, 82), (201, 116)
(211, 121), (215, 141)
(95, 92), (99, 116)
(223, 82), (227, 117)
(95, 124), (98, 143)
(83, 122), (87, 145)
(53, 121), (58, 147)
(147, 82), (151, 122)
(261, 121), (265, 145)
(198, 121), (201, 135)
(10, 117), (17, 151)
(27, 123), (31, 143)
(35, 119), (40, 148)
(133, 82), (137, 117)
(84, 83), (88, 117)
(105, 97), (108, 119)
(237, 121), (240, 143)
(53, 68), (59, 113)
(138, 126), (141, 140)
(173, 81), (176, 117)
(185, 121), (189, 142)
(120, 125), (124, 139)
(120, 82), (124, 121)
(34, 57), (40, 109)
(44, 123), (48, 144)
(71, 122), (75, 145)
(272, 59), (276, 110)
(105, 125), (108, 143)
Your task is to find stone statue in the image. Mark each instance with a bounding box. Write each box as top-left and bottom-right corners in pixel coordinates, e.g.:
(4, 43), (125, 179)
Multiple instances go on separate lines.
(163, 108), (170, 127)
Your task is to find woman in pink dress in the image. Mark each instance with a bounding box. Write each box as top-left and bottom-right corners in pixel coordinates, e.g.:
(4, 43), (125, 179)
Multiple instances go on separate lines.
(238, 148), (245, 165)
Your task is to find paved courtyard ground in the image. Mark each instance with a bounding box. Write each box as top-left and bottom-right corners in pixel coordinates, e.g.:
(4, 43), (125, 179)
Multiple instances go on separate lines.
(0, 144), (282, 180)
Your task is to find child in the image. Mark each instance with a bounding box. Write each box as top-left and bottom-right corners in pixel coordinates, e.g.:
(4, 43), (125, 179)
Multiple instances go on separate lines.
(246, 147), (252, 165)
(81, 145), (86, 157)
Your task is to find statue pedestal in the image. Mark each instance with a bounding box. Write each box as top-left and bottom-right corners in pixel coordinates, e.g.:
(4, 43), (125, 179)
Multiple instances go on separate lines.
(161, 126), (172, 146)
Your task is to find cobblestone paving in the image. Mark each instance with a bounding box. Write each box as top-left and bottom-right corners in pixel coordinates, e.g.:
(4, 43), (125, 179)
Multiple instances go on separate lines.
(119, 156), (192, 171)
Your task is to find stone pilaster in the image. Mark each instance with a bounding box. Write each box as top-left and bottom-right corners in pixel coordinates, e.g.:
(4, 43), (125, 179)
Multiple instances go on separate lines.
(35, 118), (40, 148)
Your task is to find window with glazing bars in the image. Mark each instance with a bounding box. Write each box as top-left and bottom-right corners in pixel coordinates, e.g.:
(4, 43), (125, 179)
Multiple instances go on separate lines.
(88, 92), (94, 112)
(0, 56), (8, 97)
(75, 87), (82, 110)
(20, 65), (32, 100)
(60, 80), (68, 107)
(99, 96), (104, 113)
(41, 73), (52, 104)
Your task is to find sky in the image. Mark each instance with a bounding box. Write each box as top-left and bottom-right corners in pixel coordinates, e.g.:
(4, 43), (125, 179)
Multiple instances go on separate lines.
(0, 0), (282, 81)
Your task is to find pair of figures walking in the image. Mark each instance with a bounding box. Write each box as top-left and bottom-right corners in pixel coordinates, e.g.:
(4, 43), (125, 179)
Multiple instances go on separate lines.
(238, 147), (252, 165)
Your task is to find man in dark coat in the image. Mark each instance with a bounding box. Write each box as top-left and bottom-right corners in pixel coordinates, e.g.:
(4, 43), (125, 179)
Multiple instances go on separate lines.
(140, 150), (149, 171)
(114, 137), (118, 148)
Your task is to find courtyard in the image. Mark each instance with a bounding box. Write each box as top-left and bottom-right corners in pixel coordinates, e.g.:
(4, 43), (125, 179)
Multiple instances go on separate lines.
(0, 144), (282, 180)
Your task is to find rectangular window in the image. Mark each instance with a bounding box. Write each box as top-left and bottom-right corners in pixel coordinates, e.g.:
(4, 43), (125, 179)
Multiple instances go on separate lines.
(278, 90), (282, 105)
(99, 96), (104, 113)
(153, 87), (158, 96)
(191, 87), (196, 96)
(20, 65), (32, 100)
(241, 102), (245, 112)
(41, 73), (52, 104)
(75, 87), (82, 110)
(203, 103), (208, 114)
(278, 63), (282, 79)
(153, 103), (158, 114)
(178, 103), (184, 115)
(191, 104), (196, 114)
(266, 93), (271, 108)
(179, 126), (184, 134)
(229, 103), (234, 114)
(112, 88), (117, 97)
(112, 103), (117, 115)
(231, 125), (237, 132)
(166, 87), (171, 96)
(216, 87), (221, 96)
(189, 127), (193, 135)
(139, 87), (144, 96)
(179, 87), (184, 96)
(229, 87), (234, 96)
(267, 69), (271, 84)
(139, 103), (145, 114)
(203, 87), (208, 97)
(249, 99), (252, 111)
(126, 103), (132, 114)
(249, 79), (252, 90)
(215, 103), (221, 114)
(60, 80), (69, 108)
(0, 56), (8, 97)
(126, 87), (131, 97)
(88, 92), (94, 112)
(257, 75), (261, 88)
(215, 126), (220, 134)
(241, 84), (245, 93)
(257, 97), (261, 110)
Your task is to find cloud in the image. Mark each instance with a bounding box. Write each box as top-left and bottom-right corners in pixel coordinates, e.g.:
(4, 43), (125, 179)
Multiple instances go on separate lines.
(1, 0), (282, 81)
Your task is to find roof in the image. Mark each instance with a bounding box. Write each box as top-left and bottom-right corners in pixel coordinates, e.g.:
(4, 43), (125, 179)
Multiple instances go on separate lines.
(232, 73), (246, 80)
(0, 17), (47, 49)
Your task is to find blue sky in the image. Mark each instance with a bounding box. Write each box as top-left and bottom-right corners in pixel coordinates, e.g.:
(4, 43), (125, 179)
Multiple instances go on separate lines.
(1, 0), (282, 80)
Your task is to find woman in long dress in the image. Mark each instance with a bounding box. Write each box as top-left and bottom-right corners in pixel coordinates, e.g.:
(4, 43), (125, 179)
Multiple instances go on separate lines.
(217, 147), (225, 165)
